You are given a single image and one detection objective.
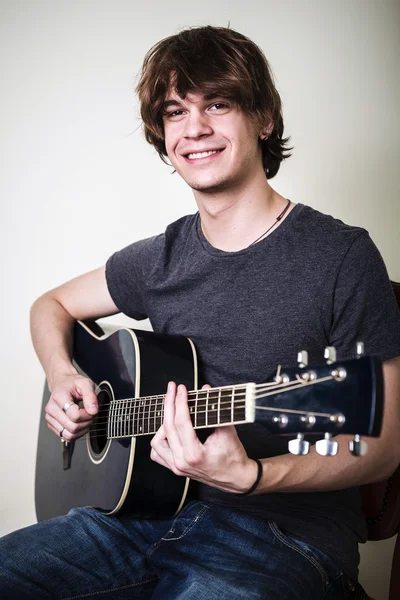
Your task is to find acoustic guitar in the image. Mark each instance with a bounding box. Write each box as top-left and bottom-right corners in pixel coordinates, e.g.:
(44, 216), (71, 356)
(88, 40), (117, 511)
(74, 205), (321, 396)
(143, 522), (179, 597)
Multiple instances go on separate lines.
(35, 320), (383, 522)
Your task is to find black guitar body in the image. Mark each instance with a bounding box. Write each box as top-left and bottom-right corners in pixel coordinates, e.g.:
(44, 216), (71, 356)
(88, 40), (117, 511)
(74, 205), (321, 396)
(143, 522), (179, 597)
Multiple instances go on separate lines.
(35, 321), (384, 523)
(35, 321), (197, 522)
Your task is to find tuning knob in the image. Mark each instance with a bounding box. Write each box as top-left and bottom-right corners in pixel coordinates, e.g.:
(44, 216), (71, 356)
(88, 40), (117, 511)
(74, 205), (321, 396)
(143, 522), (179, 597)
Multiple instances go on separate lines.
(349, 434), (368, 456)
(297, 351), (309, 368)
(356, 342), (365, 358)
(289, 433), (310, 455)
(316, 433), (339, 456)
(324, 347), (337, 364)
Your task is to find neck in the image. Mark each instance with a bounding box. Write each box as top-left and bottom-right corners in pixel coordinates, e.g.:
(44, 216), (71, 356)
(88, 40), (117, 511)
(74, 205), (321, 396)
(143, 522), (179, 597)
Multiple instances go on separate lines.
(194, 171), (291, 252)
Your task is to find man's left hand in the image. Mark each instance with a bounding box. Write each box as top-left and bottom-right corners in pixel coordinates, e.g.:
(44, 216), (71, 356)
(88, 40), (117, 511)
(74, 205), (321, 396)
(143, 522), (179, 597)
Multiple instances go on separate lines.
(150, 382), (258, 494)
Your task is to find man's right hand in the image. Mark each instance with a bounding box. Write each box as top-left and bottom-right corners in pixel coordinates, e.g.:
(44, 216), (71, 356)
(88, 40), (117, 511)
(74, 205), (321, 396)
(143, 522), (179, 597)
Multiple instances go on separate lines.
(45, 374), (98, 442)
(30, 264), (119, 440)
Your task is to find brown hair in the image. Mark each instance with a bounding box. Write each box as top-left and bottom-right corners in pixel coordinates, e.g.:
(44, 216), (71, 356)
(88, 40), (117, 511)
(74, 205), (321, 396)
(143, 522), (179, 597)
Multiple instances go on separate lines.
(136, 26), (292, 179)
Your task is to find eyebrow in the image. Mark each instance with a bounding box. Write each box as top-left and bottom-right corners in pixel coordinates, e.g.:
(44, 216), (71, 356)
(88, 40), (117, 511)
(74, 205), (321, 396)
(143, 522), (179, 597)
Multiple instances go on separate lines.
(163, 99), (184, 109)
(162, 94), (224, 110)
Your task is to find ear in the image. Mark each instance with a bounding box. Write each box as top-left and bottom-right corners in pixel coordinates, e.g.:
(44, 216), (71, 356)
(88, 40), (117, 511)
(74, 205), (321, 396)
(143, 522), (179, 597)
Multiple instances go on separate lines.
(259, 122), (274, 140)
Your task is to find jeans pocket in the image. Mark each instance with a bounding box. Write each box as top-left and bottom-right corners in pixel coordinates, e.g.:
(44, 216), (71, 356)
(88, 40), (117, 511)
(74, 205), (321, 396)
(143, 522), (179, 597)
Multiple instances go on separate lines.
(268, 521), (343, 589)
(161, 503), (210, 542)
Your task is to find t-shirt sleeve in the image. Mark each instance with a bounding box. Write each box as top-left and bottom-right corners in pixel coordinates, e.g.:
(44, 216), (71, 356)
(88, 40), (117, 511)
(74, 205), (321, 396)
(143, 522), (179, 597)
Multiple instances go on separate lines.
(105, 235), (161, 320)
(330, 231), (400, 362)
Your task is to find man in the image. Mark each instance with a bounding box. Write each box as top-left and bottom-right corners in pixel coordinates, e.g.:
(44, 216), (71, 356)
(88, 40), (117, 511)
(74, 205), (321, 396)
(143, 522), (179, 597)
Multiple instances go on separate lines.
(1, 25), (400, 599)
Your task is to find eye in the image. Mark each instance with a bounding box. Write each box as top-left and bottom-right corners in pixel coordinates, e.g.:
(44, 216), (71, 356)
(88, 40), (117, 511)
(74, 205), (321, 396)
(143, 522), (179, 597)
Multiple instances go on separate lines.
(208, 102), (231, 114)
(164, 109), (185, 119)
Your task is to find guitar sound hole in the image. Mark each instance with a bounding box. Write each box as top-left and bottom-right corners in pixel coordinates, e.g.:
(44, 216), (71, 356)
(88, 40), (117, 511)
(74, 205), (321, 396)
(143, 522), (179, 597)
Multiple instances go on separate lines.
(89, 389), (110, 456)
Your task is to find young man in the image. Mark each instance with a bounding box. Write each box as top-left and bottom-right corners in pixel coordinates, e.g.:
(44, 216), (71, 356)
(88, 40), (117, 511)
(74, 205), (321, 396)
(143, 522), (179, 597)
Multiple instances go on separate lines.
(1, 26), (400, 599)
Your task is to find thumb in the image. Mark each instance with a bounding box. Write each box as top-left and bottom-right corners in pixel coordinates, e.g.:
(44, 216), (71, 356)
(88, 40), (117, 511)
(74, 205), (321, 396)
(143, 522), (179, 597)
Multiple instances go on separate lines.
(78, 380), (98, 415)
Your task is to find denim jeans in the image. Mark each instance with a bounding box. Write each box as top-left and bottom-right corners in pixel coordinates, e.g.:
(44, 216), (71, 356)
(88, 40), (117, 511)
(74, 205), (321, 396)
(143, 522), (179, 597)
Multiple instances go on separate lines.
(0, 501), (351, 599)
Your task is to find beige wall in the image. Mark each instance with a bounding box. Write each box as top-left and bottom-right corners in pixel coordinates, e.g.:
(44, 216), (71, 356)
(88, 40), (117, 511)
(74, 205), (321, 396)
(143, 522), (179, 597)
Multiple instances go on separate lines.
(1, 1), (399, 598)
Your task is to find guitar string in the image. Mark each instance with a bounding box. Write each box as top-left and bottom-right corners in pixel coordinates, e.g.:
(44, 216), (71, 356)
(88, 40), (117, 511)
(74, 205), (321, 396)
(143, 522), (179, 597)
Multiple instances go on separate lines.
(76, 375), (334, 430)
(81, 377), (331, 426)
(78, 373), (329, 414)
(95, 371), (303, 408)
(74, 376), (336, 437)
(70, 401), (336, 441)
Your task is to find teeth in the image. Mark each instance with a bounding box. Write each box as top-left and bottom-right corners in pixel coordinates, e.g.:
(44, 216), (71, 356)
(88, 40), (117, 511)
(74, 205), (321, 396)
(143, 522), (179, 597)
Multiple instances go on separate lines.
(187, 150), (220, 159)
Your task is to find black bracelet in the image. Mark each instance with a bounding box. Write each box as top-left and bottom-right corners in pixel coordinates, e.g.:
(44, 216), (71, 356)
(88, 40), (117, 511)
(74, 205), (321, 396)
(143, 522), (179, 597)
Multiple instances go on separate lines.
(241, 458), (263, 496)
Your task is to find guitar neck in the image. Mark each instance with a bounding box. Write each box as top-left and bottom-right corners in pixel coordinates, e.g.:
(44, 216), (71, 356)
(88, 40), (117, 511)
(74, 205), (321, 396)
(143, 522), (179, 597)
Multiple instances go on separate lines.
(108, 384), (256, 439)
(104, 354), (383, 440)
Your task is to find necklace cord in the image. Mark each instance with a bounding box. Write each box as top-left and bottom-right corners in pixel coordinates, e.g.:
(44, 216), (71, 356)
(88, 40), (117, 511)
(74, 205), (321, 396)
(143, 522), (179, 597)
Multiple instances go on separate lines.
(248, 198), (291, 247)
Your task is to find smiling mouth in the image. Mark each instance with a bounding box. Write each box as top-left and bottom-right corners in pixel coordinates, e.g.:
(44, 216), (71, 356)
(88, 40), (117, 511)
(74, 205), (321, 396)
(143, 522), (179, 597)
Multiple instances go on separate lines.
(185, 149), (224, 160)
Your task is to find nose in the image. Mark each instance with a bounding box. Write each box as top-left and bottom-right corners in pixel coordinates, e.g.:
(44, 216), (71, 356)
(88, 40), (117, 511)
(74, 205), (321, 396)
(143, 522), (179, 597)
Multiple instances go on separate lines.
(183, 108), (213, 139)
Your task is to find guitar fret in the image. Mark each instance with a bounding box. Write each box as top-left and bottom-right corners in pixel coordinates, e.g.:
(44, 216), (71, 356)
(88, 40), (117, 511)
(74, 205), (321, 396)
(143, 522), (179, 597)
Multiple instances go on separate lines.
(198, 391), (206, 427)
(114, 403), (118, 437)
(133, 398), (137, 436)
(112, 401), (117, 438)
(135, 400), (139, 435)
(117, 401), (121, 437)
(122, 400), (126, 437)
(127, 399), (131, 436)
(136, 398), (141, 436)
(138, 398), (142, 436)
(141, 399), (145, 435)
(234, 386), (246, 423)
(107, 401), (112, 438)
(123, 399), (128, 437)
(208, 389), (218, 426)
(148, 397), (152, 434)
(139, 399), (143, 434)
(188, 395), (193, 425)
(145, 397), (150, 435)
(128, 398), (133, 436)
(154, 396), (159, 433)
(141, 398), (146, 435)
(126, 400), (130, 436)
(217, 389), (221, 425)
(219, 388), (233, 424)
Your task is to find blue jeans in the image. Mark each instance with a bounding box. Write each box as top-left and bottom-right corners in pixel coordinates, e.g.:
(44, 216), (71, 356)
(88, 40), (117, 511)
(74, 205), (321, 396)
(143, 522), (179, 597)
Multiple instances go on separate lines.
(0, 501), (351, 599)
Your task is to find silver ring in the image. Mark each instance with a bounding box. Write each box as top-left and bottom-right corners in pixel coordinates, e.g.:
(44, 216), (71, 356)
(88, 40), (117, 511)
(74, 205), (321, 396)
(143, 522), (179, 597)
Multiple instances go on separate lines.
(62, 402), (73, 413)
(59, 426), (65, 438)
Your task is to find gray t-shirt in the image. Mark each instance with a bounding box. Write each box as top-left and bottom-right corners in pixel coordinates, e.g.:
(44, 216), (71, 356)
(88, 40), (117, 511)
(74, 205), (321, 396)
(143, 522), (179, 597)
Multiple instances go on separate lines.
(106, 203), (400, 579)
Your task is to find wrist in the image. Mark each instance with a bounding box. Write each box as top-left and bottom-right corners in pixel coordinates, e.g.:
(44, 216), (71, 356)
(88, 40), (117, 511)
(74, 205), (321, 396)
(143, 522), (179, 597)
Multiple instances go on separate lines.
(48, 364), (78, 391)
(239, 458), (263, 496)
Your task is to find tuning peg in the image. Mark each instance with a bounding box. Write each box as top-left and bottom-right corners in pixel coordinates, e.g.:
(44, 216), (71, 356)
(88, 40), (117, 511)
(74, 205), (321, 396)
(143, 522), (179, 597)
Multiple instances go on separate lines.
(316, 433), (339, 456)
(356, 342), (364, 358)
(349, 434), (368, 456)
(324, 347), (337, 364)
(289, 433), (310, 455)
(297, 351), (308, 368)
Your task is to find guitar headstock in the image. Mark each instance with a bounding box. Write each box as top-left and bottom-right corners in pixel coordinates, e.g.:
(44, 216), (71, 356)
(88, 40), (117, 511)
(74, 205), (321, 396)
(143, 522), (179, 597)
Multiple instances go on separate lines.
(255, 345), (384, 456)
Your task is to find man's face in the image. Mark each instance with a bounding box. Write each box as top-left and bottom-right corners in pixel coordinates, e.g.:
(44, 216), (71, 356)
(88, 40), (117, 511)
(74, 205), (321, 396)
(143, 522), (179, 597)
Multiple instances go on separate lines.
(162, 90), (263, 195)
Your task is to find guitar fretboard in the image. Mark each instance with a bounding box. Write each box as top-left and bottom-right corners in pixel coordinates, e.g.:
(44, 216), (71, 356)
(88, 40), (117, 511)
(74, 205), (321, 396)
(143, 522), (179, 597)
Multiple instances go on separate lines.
(107, 384), (255, 439)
